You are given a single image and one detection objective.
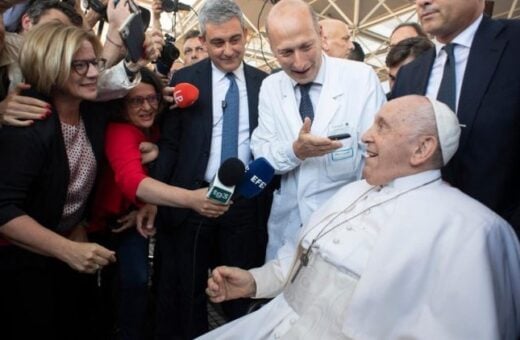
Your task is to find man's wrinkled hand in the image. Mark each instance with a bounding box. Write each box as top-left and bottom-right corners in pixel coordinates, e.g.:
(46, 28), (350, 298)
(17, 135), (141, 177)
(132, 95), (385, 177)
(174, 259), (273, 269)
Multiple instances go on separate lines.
(206, 266), (256, 303)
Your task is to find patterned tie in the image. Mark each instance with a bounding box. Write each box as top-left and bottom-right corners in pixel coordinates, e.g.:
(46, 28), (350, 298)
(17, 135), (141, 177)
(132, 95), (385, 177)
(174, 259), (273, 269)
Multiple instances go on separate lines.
(437, 43), (457, 112)
(221, 73), (239, 163)
(299, 83), (314, 122)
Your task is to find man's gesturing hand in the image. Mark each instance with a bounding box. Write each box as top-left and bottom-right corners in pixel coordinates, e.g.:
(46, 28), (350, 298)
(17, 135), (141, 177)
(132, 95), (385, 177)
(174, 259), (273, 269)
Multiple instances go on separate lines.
(293, 118), (342, 160)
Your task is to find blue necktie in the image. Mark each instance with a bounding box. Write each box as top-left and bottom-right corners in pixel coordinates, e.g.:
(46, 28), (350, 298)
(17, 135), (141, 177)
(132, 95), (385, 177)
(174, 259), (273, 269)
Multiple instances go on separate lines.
(437, 43), (457, 112)
(299, 83), (314, 122)
(221, 73), (239, 163)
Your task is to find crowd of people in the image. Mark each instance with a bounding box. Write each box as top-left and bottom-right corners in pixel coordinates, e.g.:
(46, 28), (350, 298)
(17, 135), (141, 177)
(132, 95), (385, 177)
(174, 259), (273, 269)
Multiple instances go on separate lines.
(0, 0), (519, 339)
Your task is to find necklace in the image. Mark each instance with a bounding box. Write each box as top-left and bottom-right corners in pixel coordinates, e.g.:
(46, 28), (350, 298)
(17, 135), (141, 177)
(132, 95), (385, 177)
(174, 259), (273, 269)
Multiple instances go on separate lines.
(290, 176), (441, 283)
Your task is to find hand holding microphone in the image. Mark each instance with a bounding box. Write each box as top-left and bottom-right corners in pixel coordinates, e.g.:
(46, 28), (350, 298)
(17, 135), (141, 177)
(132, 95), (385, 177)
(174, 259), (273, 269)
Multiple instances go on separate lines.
(187, 158), (244, 218)
(162, 82), (199, 109)
(199, 157), (275, 217)
(207, 158), (245, 205)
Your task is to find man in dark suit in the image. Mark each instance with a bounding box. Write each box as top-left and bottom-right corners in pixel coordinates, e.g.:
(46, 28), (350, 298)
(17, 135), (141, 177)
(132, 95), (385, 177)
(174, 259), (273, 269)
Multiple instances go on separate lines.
(391, 0), (520, 235)
(151, 0), (269, 338)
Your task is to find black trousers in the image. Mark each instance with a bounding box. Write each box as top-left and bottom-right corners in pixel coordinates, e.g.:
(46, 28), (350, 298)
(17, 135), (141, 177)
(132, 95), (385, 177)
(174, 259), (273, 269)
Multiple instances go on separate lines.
(0, 246), (101, 340)
(154, 198), (267, 339)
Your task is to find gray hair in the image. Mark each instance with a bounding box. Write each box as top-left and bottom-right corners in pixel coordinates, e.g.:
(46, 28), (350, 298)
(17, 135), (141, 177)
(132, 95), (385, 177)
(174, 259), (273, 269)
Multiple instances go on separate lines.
(23, 0), (83, 28)
(198, 0), (245, 37)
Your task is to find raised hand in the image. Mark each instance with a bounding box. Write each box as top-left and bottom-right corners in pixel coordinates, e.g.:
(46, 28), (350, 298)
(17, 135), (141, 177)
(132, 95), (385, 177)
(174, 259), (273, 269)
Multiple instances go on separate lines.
(292, 117), (342, 160)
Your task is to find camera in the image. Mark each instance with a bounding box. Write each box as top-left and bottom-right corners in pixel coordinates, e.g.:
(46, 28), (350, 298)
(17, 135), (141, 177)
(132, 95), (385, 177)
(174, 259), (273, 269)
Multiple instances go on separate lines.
(162, 0), (191, 13)
(82, 0), (107, 16)
(156, 34), (180, 75)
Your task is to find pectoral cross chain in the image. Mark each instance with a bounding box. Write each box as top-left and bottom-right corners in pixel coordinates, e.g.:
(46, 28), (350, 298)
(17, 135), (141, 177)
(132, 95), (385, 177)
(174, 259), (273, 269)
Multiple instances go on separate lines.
(290, 248), (311, 283)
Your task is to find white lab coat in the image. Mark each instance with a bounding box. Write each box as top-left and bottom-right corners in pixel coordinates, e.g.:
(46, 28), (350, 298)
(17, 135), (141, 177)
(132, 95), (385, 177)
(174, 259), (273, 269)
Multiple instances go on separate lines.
(199, 170), (520, 339)
(251, 55), (386, 260)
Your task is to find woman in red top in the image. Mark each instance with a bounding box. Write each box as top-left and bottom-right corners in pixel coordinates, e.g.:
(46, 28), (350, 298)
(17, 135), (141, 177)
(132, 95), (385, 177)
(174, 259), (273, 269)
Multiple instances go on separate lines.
(89, 68), (164, 339)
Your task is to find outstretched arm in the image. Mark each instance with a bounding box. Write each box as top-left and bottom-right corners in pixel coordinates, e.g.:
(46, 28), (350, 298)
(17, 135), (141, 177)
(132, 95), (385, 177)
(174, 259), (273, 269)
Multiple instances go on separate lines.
(1, 215), (116, 273)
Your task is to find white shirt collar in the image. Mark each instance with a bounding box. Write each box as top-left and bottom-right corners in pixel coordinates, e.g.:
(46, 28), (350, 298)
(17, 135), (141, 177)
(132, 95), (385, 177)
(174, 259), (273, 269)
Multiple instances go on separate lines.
(434, 14), (483, 54)
(383, 169), (442, 190)
(211, 61), (245, 83)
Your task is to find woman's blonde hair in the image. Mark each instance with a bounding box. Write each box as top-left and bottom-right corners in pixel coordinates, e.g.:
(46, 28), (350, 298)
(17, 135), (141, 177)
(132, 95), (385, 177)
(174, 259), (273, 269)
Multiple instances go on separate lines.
(19, 21), (102, 96)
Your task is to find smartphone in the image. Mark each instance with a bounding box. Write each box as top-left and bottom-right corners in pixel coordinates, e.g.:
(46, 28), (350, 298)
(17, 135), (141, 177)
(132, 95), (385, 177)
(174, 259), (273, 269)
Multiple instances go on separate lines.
(327, 133), (351, 140)
(119, 12), (145, 63)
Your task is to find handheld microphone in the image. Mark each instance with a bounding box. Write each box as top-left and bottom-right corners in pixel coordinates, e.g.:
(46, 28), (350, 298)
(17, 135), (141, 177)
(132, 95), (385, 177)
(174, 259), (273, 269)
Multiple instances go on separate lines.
(173, 83), (199, 108)
(236, 157), (275, 199)
(207, 158), (245, 204)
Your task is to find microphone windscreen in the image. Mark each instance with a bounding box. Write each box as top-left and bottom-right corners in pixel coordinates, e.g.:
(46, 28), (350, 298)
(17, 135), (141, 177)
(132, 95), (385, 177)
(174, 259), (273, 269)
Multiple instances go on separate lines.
(174, 83), (199, 108)
(218, 158), (245, 187)
(236, 157), (275, 198)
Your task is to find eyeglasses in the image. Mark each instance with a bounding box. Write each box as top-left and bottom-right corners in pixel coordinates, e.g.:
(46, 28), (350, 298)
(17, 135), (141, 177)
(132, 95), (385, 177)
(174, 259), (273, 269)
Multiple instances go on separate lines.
(126, 94), (161, 109)
(71, 58), (107, 76)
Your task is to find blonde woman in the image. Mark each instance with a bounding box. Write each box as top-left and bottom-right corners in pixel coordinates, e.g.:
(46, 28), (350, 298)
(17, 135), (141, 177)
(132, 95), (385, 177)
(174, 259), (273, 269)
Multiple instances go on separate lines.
(0, 22), (227, 339)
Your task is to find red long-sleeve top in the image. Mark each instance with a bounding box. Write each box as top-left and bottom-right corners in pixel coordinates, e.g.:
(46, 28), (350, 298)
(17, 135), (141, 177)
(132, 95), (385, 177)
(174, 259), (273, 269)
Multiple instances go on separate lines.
(88, 123), (159, 232)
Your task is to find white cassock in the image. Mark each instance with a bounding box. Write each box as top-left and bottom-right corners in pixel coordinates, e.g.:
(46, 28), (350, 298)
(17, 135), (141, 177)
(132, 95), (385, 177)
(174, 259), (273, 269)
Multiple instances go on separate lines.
(251, 54), (386, 260)
(198, 170), (520, 340)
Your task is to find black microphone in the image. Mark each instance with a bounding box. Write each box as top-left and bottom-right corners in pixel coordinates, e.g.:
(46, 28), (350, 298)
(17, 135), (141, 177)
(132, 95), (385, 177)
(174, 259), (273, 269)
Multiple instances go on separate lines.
(206, 158), (245, 204)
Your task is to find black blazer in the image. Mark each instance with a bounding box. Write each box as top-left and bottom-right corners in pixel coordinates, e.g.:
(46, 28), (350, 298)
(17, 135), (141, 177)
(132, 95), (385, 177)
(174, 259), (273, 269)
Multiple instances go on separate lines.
(152, 58), (269, 227)
(0, 91), (108, 231)
(391, 16), (520, 232)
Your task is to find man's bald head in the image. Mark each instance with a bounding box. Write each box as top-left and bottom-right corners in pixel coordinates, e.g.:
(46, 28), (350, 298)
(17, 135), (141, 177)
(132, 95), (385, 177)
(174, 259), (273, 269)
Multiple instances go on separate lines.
(266, 0), (318, 35)
(266, 0), (323, 85)
(319, 18), (354, 59)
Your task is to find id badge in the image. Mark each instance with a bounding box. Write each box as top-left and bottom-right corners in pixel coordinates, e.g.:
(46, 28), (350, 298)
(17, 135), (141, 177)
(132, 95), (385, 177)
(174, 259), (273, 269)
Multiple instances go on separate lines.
(328, 124), (353, 161)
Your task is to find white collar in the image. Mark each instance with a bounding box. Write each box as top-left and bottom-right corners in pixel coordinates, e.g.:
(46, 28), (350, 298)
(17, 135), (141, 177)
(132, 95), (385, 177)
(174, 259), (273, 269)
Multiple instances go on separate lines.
(434, 14), (483, 54)
(383, 169), (442, 191)
(211, 61), (245, 83)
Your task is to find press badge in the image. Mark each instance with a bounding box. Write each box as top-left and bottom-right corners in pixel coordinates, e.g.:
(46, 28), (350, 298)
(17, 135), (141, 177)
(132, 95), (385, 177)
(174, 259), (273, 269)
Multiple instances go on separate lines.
(332, 147), (353, 160)
(328, 123), (353, 161)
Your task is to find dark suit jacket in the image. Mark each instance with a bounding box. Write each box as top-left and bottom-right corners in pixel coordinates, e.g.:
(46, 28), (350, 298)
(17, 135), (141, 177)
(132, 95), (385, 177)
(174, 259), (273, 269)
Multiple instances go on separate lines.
(153, 59), (270, 228)
(391, 16), (520, 232)
(0, 90), (107, 231)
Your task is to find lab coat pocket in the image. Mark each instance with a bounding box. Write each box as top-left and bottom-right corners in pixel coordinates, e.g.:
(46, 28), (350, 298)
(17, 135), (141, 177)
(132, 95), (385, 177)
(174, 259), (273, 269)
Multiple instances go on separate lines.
(325, 131), (357, 181)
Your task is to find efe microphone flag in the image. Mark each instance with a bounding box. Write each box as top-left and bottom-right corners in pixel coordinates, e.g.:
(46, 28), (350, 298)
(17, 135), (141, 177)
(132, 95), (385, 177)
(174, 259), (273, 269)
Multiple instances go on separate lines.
(236, 157), (275, 199)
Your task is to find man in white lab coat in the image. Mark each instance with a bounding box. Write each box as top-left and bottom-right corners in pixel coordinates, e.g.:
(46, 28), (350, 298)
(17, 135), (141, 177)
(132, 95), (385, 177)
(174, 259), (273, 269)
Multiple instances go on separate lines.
(251, 0), (385, 260)
(200, 95), (520, 340)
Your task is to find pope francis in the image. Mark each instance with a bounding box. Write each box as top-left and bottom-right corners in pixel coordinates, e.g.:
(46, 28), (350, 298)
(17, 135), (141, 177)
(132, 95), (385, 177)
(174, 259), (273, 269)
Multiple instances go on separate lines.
(198, 95), (520, 340)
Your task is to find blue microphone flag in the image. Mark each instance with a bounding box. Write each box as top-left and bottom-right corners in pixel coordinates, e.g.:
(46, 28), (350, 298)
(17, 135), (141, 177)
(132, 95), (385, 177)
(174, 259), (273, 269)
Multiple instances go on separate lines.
(236, 157), (275, 199)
